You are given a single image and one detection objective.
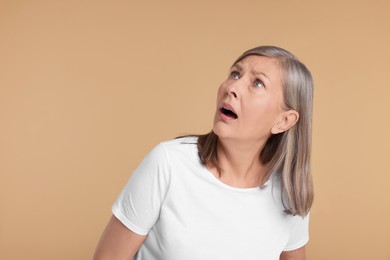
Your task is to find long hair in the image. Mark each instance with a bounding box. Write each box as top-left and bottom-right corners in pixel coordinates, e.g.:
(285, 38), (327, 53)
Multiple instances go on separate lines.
(197, 46), (314, 217)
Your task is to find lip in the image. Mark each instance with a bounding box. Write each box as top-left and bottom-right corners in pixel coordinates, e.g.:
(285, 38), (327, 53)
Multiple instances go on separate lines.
(221, 103), (236, 114)
(218, 102), (238, 120)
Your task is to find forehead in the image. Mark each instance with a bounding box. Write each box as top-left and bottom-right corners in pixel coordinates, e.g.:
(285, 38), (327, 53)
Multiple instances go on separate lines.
(234, 55), (280, 72)
(233, 55), (283, 83)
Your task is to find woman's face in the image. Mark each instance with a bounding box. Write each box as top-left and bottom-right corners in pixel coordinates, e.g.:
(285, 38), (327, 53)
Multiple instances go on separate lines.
(213, 55), (287, 144)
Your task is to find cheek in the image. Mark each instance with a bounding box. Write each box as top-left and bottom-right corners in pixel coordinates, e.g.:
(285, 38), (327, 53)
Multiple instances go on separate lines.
(216, 84), (225, 100)
(244, 100), (280, 124)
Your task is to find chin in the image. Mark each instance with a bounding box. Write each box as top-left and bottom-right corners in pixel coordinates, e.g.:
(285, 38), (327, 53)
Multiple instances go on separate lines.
(212, 124), (232, 140)
(212, 124), (223, 137)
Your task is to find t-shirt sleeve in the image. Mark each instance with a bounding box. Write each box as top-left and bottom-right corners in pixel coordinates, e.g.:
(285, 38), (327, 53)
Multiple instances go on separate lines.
(283, 212), (310, 251)
(112, 143), (170, 235)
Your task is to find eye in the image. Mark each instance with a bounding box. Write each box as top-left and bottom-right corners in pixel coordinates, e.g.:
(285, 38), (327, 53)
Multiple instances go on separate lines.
(254, 79), (265, 88)
(230, 71), (240, 80)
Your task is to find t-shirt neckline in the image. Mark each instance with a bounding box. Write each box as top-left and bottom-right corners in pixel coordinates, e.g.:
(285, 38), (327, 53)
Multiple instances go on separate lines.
(182, 136), (273, 193)
(200, 165), (272, 193)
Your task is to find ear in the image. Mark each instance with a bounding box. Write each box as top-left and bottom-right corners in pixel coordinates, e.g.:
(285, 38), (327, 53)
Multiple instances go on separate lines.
(271, 110), (299, 134)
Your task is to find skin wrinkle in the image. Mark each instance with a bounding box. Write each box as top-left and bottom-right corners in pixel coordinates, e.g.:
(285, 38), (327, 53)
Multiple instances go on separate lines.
(212, 55), (297, 189)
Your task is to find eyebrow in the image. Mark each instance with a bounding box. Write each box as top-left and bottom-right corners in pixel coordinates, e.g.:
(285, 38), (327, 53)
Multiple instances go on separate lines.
(231, 63), (271, 83)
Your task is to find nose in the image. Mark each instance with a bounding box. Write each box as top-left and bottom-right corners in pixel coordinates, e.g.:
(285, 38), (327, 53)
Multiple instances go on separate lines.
(226, 79), (241, 99)
(227, 88), (238, 98)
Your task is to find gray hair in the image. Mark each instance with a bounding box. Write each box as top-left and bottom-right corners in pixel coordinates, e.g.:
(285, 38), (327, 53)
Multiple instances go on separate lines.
(234, 46), (314, 216)
(196, 46), (314, 216)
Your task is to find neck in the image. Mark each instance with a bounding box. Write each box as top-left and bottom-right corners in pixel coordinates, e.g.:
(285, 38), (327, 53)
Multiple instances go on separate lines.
(213, 138), (268, 188)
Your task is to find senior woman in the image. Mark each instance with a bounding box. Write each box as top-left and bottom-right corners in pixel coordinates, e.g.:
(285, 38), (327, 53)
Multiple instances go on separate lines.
(94, 45), (314, 260)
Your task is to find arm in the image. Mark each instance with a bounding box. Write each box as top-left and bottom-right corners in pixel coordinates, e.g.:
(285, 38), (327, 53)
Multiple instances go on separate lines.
(93, 215), (147, 260)
(280, 246), (307, 260)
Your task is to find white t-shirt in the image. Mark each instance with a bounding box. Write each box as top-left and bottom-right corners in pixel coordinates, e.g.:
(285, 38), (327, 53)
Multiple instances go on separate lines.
(113, 137), (309, 260)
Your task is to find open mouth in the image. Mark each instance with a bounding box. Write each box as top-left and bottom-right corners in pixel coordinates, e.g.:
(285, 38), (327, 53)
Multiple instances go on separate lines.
(220, 107), (238, 119)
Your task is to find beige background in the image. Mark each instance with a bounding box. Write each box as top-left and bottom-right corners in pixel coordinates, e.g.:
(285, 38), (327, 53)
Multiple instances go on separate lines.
(1, 0), (389, 259)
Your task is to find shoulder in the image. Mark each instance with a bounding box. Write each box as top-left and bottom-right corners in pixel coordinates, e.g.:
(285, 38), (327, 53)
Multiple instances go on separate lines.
(156, 136), (198, 159)
(158, 136), (198, 149)
(137, 136), (199, 175)
(140, 137), (196, 159)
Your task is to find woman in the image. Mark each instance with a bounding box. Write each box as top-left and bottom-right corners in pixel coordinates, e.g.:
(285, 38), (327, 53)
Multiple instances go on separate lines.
(94, 45), (314, 260)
